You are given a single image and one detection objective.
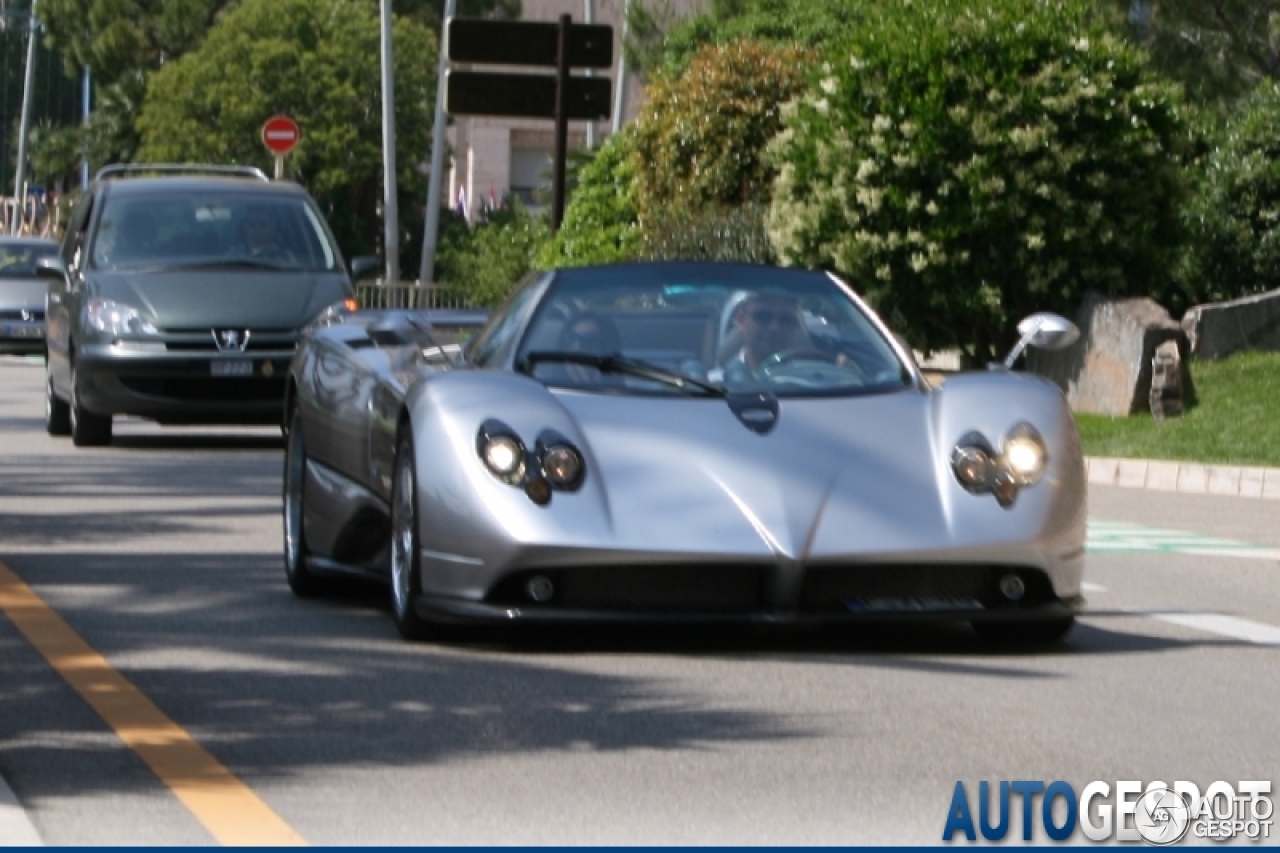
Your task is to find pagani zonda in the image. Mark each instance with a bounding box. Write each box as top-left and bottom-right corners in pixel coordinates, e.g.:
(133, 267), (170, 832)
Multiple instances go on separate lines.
(283, 262), (1086, 645)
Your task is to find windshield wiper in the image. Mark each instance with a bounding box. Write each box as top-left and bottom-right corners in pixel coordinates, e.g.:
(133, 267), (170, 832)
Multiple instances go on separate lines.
(518, 351), (727, 397)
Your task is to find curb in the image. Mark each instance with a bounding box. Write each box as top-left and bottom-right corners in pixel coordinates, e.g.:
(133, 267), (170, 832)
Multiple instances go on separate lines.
(1086, 456), (1280, 501)
(0, 771), (41, 846)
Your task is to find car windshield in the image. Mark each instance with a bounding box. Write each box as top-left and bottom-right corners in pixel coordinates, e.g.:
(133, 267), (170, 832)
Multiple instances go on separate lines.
(0, 243), (58, 278)
(514, 264), (912, 398)
(91, 192), (339, 272)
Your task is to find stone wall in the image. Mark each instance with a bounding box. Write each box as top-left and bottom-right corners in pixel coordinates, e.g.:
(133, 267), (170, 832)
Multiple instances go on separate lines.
(1181, 287), (1280, 361)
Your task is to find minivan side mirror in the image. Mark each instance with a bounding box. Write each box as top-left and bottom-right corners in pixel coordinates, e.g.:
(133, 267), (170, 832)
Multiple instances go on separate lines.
(350, 256), (381, 282)
(1002, 312), (1080, 369)
(35, 255), (68, 283)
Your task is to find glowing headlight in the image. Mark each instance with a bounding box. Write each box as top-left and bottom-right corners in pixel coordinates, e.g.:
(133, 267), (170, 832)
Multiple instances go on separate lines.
(482, 435), (525, 480)
(1002, 424), (1048, 486)
(85, 298), (157, 336)
(541, 445), (583, 487)
(950, 440), (996, 492)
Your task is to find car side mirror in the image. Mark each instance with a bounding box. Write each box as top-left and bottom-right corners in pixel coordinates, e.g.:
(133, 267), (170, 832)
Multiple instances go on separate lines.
(35, 255), (69, 284)
(350, 255), (381, 282)
(1002, 312), (1080, 369)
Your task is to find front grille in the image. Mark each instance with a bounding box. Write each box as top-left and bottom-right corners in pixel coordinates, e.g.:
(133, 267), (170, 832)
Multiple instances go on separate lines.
(164, 338), (296, 352)
(158, 328), (297, 353)
(487, 564), (768, 613)
(119, 375), (286, 402)
(0, 309), (42, 321)
(800, 565), (1055, 613)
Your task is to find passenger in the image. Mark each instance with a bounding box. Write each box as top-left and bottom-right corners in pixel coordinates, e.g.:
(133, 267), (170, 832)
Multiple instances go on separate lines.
(233, 208), (297, 263)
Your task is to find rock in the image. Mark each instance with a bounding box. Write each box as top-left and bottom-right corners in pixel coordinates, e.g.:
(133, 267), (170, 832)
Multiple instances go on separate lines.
(1026, 292), (1193, 416)
(1149, 339), (1183, 421)
(1181, 287), (1280, 361)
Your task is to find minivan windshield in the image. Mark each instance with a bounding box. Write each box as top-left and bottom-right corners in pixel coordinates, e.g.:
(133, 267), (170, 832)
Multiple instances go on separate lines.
(91, 192), (339, 272)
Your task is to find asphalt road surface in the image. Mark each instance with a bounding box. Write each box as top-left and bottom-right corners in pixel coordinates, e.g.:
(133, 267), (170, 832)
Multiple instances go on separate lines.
(0, 358), (1277, 845)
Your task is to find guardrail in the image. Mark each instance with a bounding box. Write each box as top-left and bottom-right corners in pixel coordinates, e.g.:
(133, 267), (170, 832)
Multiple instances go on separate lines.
(354, 280), (472, 310)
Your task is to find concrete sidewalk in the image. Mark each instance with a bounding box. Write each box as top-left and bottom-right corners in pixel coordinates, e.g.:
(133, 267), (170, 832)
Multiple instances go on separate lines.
(1086, 456), (1280, 501)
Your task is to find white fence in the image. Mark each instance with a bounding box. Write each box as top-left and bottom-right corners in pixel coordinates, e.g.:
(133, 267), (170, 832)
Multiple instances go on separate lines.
(354, 281), (472, 310)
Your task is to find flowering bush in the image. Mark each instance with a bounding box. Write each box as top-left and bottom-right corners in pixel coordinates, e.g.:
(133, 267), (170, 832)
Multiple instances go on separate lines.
(1179, 82), (1280, 303)
(767, 0), (1191, 360)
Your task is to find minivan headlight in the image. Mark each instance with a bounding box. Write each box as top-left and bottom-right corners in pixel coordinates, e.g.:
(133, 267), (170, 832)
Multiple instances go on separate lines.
(85, 298), (157, 335)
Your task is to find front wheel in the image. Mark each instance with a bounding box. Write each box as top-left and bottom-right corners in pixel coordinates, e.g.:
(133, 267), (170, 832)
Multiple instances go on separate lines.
(283, 410), (324, 597)
(390, 429), (435, 641)
(68, 368), (111, 447)
(972, 616), (1075, 647)
(45, 370), (70, 436)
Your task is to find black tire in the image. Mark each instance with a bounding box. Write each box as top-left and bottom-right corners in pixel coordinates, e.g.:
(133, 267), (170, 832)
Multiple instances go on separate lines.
(45, 370), (70, 436)
(972, 616), (1075, 647)
(68, 368), (111, 447)
(389, 429), (435, 641)
(283, 410), (324, 597)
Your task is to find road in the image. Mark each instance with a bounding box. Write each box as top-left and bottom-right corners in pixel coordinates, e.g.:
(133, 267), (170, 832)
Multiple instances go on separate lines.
(0, 358), (1277, 845)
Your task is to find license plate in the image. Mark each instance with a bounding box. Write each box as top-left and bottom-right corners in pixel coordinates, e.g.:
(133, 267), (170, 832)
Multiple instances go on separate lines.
(1, 325), (42, 338)
(211, 360), (254, 377)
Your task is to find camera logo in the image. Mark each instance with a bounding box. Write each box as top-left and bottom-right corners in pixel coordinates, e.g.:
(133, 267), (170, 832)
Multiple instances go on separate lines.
(1135, 786), (1191, 845)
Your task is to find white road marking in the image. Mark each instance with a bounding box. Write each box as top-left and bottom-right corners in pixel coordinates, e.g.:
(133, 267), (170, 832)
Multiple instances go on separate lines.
(1081, 582), (1107, 593)
(0, 771), (42, 846)
(1151, 612), (1280, 646)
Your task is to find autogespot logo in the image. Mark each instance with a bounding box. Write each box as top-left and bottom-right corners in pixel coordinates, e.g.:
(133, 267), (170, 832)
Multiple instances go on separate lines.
(943, 780), (1273, 844)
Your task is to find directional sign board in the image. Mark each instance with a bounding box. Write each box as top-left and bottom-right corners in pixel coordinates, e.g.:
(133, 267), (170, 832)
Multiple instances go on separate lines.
(445, 71), (611, 121)
(261, 116), (300, 155)
(447, 18), (613, 68)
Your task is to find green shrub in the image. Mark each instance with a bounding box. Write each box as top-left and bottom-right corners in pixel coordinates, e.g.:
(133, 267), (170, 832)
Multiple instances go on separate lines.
(538, 132), (642, 268)
(639, 202), (776, 264)
(631, 39), (815, 216)
(437, 201), (550, 307)
(1179, 81), (1280, 303)
(768, 0), (1191, 361)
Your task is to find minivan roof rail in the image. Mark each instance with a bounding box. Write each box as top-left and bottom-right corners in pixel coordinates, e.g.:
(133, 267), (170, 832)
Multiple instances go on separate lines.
(93, 164), (271, 182)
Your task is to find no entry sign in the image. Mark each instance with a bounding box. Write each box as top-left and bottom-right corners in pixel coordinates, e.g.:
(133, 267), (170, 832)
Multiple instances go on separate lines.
(261, 116), (300, 155)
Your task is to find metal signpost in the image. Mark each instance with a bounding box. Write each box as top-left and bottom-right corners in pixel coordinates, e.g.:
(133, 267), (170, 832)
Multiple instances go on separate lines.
(444, 14), (613, 230)
(260, 115), (301, 179)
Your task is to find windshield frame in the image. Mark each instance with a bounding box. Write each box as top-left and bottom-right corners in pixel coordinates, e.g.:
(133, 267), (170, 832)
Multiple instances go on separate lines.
(509, 262), (920, 400)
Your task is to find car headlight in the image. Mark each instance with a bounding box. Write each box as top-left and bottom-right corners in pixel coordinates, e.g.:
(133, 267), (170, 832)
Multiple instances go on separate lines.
(85, 298), (157, 335)
(304, 299), (360, 334)
(1002, 423), (1048, 486)
(541, 444), (583, 488)
(950, 433), (996, 493)
(476, 420), (526, 484)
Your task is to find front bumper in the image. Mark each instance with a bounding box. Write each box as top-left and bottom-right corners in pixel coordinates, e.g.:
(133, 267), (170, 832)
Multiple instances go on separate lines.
(0, 316), (45, 354)
(75, 342), (295, 424)
(411, 561), (1086, 627)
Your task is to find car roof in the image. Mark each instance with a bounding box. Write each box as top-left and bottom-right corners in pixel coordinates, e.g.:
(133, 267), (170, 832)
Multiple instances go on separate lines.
(96, 175), (309, 198)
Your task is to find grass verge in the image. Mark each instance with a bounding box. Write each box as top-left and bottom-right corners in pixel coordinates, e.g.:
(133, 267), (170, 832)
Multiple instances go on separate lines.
(1075, 350), (1280, 467)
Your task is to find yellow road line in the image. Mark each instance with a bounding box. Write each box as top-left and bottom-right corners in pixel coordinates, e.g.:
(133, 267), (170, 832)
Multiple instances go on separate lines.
(0, 560), (306, 846)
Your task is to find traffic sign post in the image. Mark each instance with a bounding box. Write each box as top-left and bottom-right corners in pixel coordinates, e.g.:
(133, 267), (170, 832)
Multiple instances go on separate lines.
(444, 14), (613, 231)
(261, 115), (301, 180)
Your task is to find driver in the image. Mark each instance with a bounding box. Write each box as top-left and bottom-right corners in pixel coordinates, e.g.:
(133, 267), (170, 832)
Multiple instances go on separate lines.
(725, 290), (809, 373)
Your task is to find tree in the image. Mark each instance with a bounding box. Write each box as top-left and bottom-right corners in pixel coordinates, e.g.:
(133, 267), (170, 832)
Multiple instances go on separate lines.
(768, 0), (1192, 361)
(1179, 81), (1280, 301)
(1119, 0), (1280, 107)
(538, 132), (642, 268)
(135, 0), (436, 270)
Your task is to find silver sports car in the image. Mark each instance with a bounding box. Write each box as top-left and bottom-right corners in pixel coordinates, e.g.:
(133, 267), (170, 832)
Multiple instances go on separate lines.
(283, 262), (1086, 645)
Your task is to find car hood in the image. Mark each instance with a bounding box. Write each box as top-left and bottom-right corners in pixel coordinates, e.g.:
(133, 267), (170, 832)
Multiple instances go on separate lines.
(0, 278), (47, 311)
(415, 371), (1083, 565)
(91, 269), (343, 328)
